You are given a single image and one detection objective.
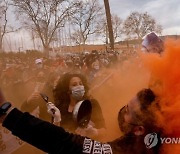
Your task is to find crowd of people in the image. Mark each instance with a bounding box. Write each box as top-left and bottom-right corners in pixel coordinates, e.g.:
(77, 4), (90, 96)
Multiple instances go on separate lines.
(0, 49), (120, 107)
(0, 32), (169, 154)
(0, 49), (123, 153)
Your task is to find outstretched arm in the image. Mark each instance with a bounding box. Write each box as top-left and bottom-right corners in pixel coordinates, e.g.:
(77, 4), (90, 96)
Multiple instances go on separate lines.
(0, 89), (112, 154)
(1, 108), (113, 154)
(2, 108), (85, 153)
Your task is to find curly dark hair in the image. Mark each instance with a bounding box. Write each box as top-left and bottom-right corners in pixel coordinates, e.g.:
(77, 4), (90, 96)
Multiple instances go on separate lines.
(135, 88), (159, 131)
(53, 72), (89, 113)
(137, 88), (156, 111)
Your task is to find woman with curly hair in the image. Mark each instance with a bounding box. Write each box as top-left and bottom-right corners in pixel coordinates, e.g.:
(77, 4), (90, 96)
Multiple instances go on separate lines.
(47, 72), (106, 139)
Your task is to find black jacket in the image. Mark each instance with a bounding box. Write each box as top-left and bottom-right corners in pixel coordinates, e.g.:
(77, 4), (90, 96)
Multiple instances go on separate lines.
(3, 109), (160, 154)
(3, 109), (112, 154)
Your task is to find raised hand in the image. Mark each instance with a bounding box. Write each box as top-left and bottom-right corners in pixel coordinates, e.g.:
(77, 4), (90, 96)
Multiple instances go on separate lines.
(46, 102), (61, 123)
(75, 124), (98, 138)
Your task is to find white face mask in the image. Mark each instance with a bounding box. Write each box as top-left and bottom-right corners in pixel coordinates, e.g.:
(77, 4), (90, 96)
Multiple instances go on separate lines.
(94, 65), (100, 70)
(71, 85), (85, 101)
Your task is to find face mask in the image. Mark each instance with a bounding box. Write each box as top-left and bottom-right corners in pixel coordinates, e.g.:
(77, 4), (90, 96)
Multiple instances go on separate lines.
(71, 85), (85, 101)
(94, 65), (100, 70)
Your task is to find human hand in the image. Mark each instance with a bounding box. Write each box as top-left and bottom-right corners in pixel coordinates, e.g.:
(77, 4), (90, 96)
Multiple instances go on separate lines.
(0, 103), (14, 124)
(84, 124), (98, 137)
(75, 124), (98, 137)
(0, 89), (12, 123)
(46, 102), (61, 123)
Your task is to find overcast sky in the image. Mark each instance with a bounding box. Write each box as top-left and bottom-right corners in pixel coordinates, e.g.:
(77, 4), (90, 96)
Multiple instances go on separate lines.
(3, 0), (180, 51)
(105, 0), (180, 35)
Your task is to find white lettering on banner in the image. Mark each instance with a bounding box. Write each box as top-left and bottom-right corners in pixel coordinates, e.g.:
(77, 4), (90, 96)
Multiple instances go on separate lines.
(102, 144), (113, 154)
(83, 138), (113, 154)
(93, 141), (102, 154)
(83, 138), (93, 153)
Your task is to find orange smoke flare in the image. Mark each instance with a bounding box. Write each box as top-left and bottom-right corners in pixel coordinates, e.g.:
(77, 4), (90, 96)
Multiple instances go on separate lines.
(91, 58), (150, 141)
(142, 39), (180, 153)
(91, 39), (180, 153)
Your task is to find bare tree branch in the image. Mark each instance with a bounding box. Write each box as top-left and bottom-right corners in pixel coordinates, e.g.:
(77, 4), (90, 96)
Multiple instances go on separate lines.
(12, 0), (80, 55)
(71, 0), (104, 45)
(0, 0), (9, 52)
(123, 11), (163, 41)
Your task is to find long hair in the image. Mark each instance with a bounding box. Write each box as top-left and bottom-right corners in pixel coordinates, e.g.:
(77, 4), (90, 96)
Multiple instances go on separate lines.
(53, 72), (89, 113)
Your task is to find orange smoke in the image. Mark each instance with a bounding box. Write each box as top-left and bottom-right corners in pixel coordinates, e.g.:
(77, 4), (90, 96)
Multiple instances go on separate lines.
(91, 58), (150, 141)
(91, 39), (180, 153)
(142, 39), (180, 153)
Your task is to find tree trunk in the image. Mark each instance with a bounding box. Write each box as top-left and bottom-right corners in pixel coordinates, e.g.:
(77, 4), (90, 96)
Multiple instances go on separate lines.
(126, 40), (129, 49)
(0, 40), (3, 53)
(82, 40), (86, 52)
(104, 0), (114, 50)
(43, 45), (49, 57)
(0, 27), (3, 53)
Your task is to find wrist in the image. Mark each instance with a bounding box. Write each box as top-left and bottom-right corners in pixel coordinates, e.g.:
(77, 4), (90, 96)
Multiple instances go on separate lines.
(0, 102), (13, 117)
(0, 104), (14, 123)
(53, 118), (61, 126)
(2, 106), (14, 120)
(53, 117), (61, 123)
(6, 106), (14, 115)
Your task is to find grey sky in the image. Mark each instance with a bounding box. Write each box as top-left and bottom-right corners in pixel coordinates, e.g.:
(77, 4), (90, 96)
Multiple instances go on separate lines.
(3, 0), (180, 51)
(103, 0), (180, 35)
